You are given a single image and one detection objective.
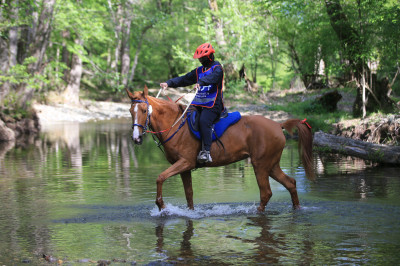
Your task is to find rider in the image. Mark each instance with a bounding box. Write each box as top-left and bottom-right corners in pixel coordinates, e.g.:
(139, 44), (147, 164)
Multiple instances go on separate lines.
(160, 43), (224, 164)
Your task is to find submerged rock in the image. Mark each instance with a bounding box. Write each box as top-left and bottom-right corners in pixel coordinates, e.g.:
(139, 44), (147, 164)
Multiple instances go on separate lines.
(0, 119), (15, 141)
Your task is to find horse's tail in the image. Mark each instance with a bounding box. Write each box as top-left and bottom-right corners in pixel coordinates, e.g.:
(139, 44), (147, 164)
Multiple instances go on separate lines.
(281, 119), (315, 181)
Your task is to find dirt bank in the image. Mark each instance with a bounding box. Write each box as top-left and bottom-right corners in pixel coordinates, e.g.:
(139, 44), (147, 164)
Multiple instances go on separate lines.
(332, 114), (400, 145)
(33, 100), (131, 125)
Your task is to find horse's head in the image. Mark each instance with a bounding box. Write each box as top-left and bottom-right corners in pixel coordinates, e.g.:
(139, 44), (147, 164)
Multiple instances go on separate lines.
(126, 85), (152, 145)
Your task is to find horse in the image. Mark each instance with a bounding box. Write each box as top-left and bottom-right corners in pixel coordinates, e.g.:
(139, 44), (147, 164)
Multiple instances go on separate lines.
(126, 86), (315, 212)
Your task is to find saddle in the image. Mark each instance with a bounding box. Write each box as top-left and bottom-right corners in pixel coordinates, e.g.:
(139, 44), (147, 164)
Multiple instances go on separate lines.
(187, 108), (241, 141)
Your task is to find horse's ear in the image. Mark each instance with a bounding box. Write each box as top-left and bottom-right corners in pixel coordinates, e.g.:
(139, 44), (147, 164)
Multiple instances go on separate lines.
(125, 87), (135, 100)
(144, 84), (148, 97)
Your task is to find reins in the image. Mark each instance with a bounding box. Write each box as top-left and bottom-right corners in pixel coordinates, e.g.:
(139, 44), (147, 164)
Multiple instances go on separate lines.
(150, 87), (198, 134)
(166, 87), (198, 130)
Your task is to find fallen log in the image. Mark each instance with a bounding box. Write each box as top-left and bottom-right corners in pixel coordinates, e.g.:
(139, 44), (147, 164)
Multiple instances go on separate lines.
(314, 131), (400, 164)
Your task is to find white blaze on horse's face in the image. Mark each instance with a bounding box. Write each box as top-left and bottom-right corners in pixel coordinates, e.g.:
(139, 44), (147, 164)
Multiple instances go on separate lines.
(131, 101), (152, 145)
(132, 104), (140, 142)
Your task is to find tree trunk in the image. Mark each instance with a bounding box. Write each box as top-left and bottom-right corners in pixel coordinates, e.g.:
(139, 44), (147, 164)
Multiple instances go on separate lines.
(208, 0), (238, 85)
(314, 131), (400, 164)
(0, 0), (19, 105)
(0, 39), (7, 73)
(63, 38), (83, 105)
(107, 0), (122, 81)
(27, 0), (55, 74)
(0, 38), (9, 105)
(120, 0), (134, 88)
(128, 24), (152, 85)
(8, 1), (19, 68)
(288, 42), (308, 87)
(61, 30), (71, 81)
(208, 0), (226, 48)
(18, 0), (55, 109)
(121, 34), (131, 88)
(17, 0), (38, 65)
(267, 23), (277, 90)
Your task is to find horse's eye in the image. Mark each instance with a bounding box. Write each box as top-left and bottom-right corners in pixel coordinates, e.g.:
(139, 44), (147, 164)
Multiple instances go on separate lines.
(143, 109), (147, 113)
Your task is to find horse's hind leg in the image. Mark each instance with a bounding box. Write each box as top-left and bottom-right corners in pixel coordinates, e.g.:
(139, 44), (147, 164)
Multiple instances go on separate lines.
(252, 163), (273, 212)
(270, 165), (300, 209)
(180, 171), (194, 210)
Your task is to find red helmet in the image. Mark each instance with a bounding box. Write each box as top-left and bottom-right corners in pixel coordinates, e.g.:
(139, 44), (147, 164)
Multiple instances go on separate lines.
(193, 43), (215, 59)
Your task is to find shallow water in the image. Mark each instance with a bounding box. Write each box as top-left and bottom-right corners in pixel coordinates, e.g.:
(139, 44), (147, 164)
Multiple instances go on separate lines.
(0, 118), (399, 265)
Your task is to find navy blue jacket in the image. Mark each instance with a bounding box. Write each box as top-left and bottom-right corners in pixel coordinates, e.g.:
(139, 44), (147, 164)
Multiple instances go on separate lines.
(166, 61), (224, 111)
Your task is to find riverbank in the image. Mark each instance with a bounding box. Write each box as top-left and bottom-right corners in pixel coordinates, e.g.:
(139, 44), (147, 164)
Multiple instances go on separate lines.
(1, 87), (398, 146)
(32, 88), (294, 126)
(33, 99), (131, 125)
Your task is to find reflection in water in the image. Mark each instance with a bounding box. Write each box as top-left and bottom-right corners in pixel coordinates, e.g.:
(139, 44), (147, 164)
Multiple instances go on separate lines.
(156, 219), (194, 259)
(0, 140), (15, 173)
(311, 152), (397, 201)
(225, 215), (284, 264)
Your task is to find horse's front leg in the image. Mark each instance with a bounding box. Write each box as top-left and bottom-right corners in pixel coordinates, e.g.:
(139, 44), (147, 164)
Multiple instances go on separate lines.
(156, 159), (194, 211)
(180, 171), (194, 210)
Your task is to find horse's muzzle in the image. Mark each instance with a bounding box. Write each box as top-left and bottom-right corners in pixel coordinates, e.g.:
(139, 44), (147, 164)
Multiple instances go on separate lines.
(132, 135), (143, 145)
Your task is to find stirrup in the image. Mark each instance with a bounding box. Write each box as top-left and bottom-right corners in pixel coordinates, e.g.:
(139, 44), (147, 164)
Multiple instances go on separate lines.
(197, 150), (212, 163)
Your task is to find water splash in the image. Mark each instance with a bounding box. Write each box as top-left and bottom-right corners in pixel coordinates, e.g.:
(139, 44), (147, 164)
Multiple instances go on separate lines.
(150, 202), (259, 219)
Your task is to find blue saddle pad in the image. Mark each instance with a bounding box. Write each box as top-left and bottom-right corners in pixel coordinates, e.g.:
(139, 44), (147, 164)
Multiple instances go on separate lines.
(187, 111), (241, 141)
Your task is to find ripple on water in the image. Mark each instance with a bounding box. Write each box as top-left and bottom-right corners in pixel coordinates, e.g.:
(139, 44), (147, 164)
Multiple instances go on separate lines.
(150, 202), (260, 219)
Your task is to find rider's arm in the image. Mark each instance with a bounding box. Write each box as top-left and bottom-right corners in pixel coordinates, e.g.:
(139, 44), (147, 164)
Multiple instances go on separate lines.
(166, 69), (197, 88)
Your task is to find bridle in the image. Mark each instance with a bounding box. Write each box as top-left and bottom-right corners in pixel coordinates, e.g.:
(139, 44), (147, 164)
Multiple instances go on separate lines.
(130, 97), (186, 147)
(131, 98), (151, 136)
(130, 87), (197, 146)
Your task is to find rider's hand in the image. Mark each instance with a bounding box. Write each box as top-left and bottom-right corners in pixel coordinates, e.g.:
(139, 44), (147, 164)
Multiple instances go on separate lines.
(194, 83), (200, 90)
(160, 82), (168, 89)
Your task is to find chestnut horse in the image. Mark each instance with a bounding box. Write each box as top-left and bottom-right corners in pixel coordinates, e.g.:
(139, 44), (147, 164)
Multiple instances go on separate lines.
(126, 86), (315, 212)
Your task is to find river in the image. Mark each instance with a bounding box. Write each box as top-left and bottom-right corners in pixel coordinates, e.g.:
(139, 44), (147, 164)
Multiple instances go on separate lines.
(0, 118), (399, 265)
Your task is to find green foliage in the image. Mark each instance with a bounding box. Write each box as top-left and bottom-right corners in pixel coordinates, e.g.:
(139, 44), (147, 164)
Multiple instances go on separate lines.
(0, 57), (48, 89)
(225, 80), (246, 95)
(269, 91), (352, 132)
(1, 0), (399, 112)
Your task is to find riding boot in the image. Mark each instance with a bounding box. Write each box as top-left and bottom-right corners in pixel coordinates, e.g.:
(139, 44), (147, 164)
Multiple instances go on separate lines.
(197, 150), (212, 163)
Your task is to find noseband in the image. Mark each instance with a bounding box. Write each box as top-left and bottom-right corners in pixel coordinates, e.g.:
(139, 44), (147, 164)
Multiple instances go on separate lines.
(131, 98), (151, 135)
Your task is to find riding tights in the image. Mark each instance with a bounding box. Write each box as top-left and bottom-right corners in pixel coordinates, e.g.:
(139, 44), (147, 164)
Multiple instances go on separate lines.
(197, 104), (223, 152)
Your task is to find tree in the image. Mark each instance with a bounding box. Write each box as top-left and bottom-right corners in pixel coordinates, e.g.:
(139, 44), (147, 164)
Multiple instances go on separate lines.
(324, 0), (396, 116)
(270, 0), (339, 90)
(0, 0), (56, 110)
(54, 0), (108, 104)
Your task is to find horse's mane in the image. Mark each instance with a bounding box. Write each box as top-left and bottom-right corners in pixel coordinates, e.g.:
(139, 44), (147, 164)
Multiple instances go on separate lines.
(148, 96), (185, 116)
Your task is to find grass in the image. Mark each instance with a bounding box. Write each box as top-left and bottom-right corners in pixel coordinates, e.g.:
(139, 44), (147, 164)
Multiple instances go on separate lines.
(268, 97), (352, 132)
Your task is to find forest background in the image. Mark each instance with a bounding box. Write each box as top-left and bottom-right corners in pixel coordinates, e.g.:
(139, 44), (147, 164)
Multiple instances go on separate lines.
(0, 0), (399, 126)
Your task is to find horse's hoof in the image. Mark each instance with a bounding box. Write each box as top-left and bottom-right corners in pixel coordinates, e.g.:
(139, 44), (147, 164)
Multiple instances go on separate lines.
(155, 199), (165, 211)
(293, 205), (301, 210)
(157, 205), (166, 211)
(257, 206), (265, 212)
